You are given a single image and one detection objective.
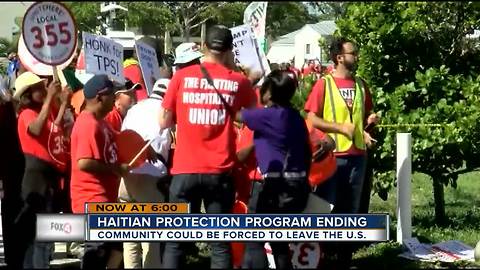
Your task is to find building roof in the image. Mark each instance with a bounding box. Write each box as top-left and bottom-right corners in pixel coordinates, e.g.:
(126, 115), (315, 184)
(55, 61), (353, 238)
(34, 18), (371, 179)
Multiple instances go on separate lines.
(270, 29), (301, 46)
(270, 20), (337, 47)
(307, 20), (337, 36)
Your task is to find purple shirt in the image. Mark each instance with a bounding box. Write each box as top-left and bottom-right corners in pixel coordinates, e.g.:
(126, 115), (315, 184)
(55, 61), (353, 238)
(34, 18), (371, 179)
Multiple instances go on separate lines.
(241, 105), (310, 174)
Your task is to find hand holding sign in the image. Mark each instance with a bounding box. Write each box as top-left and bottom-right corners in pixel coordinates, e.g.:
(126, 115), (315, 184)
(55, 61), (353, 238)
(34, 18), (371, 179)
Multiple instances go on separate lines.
(46, 80), (61, 98)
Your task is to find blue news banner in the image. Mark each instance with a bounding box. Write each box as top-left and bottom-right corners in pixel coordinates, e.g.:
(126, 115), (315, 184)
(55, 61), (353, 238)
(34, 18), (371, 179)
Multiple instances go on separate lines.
(85, 214), (389, 242)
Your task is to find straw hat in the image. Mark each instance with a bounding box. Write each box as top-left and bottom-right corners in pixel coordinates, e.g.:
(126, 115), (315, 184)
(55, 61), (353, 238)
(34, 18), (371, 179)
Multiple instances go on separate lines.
(13, 72), (46, 100)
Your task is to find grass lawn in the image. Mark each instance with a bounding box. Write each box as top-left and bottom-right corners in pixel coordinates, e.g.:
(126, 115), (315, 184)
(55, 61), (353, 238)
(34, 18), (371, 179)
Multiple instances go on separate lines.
(185, 172), (480, 269)
(352, 172), (480, 269)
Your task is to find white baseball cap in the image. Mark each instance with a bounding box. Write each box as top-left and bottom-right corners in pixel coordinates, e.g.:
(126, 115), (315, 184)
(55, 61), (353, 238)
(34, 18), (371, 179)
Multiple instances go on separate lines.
(174, 43), (203, 65)
(152, 78), (170, 95)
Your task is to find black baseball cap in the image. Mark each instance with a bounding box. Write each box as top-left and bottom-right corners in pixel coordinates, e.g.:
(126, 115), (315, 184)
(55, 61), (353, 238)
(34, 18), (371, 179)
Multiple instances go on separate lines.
(205, 25), (233, 52)
(114, 78), (142, 94)
(83, 74), (115, 99)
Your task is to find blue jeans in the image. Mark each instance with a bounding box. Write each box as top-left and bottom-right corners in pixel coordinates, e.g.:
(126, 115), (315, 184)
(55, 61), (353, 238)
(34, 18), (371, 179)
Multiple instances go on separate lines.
(23, 242), (53, 268)
(242, 177), (310, 269)
(314, 154), (367, 269)
(314, 155), (367, 214)
(162, 173), (235, 269)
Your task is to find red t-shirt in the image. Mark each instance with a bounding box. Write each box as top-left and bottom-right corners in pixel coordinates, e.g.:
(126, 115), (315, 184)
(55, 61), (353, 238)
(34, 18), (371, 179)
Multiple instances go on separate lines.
(289, 67), (301, 79)
(70, 110), (120, 213)
(124, 64), (148, 101)
(104, 107), (122, 133)
(17, 107), (68, 172)
(304, 76), (373, 156)
(302, 65), (315, 76)
(162, 62), (256, 174)
(235, 126), (262, 181)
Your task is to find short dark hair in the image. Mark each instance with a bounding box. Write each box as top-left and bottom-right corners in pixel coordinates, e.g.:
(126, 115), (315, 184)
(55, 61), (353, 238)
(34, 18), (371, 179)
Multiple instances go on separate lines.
(260, 70), (296, 107)
(205, 25), (233, 52)
(124, 49), (134, 60)
(329, 37), (352, 65)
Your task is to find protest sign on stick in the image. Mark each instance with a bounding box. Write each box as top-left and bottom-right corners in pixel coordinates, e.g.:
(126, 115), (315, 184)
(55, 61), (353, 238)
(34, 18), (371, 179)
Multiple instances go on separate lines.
(243, 2), (268, 53)
(22, 2), (78, 81)
(135, 41), (161, 96)
(83, 32), (125, 83)
(230, 24), (270, 82)
(231, 25), (263, 74)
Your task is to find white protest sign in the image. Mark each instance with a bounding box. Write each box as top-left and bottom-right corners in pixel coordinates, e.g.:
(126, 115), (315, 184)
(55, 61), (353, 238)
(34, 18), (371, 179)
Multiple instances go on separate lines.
(243, 2), (268, 53)
(135, 41), (161, 96)
(83, 32), (125, 83)
(22, 2), (77, 66)
(231, 24), (271, 83)
(231, 25), (264, 75)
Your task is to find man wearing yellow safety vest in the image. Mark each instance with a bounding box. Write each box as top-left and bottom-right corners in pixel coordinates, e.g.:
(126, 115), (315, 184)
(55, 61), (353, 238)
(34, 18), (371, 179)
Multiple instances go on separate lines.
(304, 37), (380, 269)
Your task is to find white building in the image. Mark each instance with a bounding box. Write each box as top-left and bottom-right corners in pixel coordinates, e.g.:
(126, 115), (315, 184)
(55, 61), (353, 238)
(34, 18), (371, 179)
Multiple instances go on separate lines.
(267, 20), (337, 69)
(0, 2), (34, 41)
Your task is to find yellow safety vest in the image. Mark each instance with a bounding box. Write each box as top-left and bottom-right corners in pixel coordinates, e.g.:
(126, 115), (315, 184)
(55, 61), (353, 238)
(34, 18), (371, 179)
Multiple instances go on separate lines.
(322, 74), (366, 152)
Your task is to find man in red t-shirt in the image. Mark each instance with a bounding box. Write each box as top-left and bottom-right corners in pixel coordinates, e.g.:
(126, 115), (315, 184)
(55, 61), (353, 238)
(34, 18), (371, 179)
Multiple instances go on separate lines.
(70, 74), (129, 268)
(104, 79), (139, 132)
(304, 37), (380, 269)
(159, 25), (256, 268)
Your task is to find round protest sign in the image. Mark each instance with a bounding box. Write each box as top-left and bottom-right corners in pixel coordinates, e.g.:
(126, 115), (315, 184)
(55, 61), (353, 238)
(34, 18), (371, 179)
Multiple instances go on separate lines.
(18, 34), (75, 76)
(115, 129), (149, 168)
(22, 2), (77, 66)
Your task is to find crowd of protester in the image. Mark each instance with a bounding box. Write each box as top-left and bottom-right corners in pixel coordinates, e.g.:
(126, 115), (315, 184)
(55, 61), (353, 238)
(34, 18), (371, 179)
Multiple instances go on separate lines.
(0, 24), (379, 269)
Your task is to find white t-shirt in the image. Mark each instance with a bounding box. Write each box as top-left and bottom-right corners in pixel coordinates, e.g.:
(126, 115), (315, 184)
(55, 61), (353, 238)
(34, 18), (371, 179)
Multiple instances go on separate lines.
(121, 95), (171, 177)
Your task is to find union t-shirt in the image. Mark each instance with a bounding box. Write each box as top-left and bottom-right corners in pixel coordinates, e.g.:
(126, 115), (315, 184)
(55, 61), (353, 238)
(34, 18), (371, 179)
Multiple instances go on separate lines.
(162, 62), (256, 174)
(70, 110), (120, 213)
(17, 107), (68, 172)
(304, 76), (373, 156)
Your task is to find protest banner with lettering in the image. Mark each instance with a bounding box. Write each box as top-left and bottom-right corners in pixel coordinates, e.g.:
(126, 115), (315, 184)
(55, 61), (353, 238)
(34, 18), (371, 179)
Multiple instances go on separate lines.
(231, 25), (270, 80)
(243, 2), (268, 53)
(83, 32), (124, 83)
(135, 41), (161, 96)
(231, 25), (263, 75)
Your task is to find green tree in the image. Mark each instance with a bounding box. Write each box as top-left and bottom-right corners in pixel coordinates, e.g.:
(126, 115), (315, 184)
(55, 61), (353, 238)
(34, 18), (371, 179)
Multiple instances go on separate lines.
(0, 38), (17, 57)
(307, 2), (350, 20)
(335, 2), (480, 223)
(164, 2), (231, 42)
(123, 3), (174, 39)
(64, 2), (102, 33)
(266, 2), (319, 39)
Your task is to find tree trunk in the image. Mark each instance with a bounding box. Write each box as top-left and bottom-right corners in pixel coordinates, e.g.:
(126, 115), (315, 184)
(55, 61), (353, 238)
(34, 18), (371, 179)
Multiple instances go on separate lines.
(200, 22), (207, 50)
(184, 26), (191, 42)
(432, 177), (446, 224)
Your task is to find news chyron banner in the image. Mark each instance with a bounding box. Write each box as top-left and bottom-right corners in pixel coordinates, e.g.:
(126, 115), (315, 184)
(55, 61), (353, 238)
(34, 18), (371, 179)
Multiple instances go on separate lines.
(37, 203), (390, 242)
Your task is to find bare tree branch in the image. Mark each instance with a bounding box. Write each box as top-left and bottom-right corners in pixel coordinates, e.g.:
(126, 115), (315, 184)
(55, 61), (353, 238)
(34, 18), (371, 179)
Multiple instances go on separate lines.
(190, 18), (210, 31)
